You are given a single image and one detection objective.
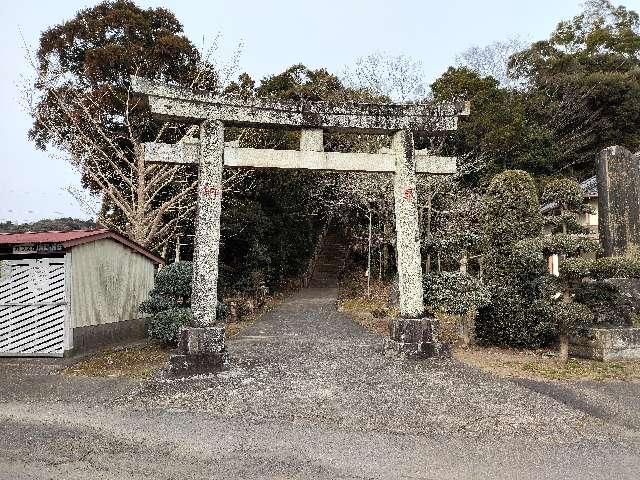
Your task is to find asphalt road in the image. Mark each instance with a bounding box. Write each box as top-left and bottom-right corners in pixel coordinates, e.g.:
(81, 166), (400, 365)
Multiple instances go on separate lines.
(1, 287), (639, 479)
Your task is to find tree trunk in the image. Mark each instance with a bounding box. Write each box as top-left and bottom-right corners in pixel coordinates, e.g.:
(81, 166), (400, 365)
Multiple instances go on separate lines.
(559, 334), (569, 364)
(559, 289), (571, 364)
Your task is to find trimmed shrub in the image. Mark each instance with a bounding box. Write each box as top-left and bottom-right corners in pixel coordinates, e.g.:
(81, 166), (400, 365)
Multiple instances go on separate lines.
(517, 234), (601, 257)
(573, 281), (632, 327)
(140, 262), (193, 315)
(561, 256), (640, 280)
(140, 261), (228, 345)
(476, 289), (556, 348)
(484, 170), (543, 254)
(541, 178), (592, 235)
(147, 307), (193, 346)
(478, 170), (553, 348)
(424, 271), (490, 316)
(540, 178), (585, 211)
(553, 301), (594, 337)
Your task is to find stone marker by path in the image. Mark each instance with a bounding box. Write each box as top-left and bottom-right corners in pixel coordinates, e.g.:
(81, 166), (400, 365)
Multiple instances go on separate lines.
(597, 146), (640, 257)
(132, 76), (470, 371)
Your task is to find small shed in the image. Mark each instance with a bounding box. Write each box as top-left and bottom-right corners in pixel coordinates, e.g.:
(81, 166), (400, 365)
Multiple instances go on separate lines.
(0, 229), (164, 357)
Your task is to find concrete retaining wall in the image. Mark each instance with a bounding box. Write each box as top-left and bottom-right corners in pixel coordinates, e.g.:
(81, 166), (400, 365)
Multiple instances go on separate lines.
(570, 327), (640, 361)
(70, 318), (147, 355)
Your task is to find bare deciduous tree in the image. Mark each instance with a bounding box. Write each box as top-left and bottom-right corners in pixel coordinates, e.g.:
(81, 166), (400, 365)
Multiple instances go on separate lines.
(343, 51), (427, 102)
(455, 37), (527, 88)
(21, 29), (249, 253)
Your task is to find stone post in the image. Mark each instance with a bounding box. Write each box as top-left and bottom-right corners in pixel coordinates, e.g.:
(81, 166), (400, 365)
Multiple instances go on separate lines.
(383, 129), (447, 358)
(597, 146), (640, 257)
(170, 120), (228, 374)
(391, 129), (425, 317)
(191, 120), (224, 325)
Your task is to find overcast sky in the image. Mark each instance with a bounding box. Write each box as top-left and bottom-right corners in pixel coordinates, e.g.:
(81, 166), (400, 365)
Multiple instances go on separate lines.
(0, 0), (592, 223)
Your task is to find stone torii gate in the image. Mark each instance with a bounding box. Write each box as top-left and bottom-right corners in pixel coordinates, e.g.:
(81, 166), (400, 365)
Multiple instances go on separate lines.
(131, 76), (469, 372)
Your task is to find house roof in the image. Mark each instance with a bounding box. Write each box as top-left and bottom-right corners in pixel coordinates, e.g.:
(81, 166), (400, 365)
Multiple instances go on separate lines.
(541, 176), (598, 213)
(580, 176), (598, 197)
(0, 229), (164, 265)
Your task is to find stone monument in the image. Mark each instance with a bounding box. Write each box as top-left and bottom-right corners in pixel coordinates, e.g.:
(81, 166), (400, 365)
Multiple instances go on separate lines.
(597, 146), (640, 257)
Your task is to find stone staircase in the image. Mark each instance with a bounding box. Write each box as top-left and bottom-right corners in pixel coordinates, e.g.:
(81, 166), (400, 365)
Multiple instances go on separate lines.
(308, 231), (347, 288)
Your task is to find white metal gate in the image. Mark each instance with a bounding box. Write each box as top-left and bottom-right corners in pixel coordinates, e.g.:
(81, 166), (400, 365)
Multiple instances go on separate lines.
(0, 258), (66, 356)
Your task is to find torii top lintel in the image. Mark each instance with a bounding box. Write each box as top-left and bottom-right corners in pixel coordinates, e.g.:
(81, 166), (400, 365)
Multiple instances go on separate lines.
(131, 76), (470, 134)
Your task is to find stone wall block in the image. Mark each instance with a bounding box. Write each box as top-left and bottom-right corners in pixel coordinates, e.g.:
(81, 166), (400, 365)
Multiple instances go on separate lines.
(170, 325), (228, 375)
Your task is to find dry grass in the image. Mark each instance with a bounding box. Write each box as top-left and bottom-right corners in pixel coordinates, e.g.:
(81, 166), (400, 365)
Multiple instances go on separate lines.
(338, 297), (391, 335)
(456, 346), (640, 382)
(63, 343), (170, 379)
(337, 270), (398, 335)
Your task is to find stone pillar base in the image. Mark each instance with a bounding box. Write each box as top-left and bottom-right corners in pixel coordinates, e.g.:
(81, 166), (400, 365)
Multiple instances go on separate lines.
(383, 317), (449, 359)
(169, 326), (228, 375)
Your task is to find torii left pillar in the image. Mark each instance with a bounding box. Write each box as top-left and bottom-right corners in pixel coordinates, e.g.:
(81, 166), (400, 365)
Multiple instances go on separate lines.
(170, 120), (229, 374)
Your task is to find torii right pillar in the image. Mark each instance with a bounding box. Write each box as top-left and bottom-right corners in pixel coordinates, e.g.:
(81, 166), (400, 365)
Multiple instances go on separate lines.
(384, 129), (448, 359)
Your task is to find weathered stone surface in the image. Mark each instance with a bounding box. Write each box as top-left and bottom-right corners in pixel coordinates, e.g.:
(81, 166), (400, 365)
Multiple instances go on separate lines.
(170, 353), (228, 375)
(143, 141), (458, 175)
(415, 154), (457, 174)
(170, 326), (228, 375)
(384, 317), (449, 358)
(392, 130), (425, 318)
(177, 326), (226, 354)
(143, 137), (199, 164)
(299, 129), (324, 152)
(131, 75), (469, 134)
(191, 121), (224, 326)
(570, 326), (640, 361)
(597, 146), (640, 257)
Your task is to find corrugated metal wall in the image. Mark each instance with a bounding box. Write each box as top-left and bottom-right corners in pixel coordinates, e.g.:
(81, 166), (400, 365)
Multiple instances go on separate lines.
(70, 239), (155, 328)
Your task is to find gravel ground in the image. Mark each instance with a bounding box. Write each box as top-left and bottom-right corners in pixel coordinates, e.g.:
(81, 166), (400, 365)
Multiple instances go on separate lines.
(2, 286), (640, 479)
(125, 288), (622, 439)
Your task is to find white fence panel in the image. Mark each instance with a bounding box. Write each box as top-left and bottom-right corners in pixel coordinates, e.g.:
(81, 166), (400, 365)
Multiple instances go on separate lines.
(0, 258), (66, 356)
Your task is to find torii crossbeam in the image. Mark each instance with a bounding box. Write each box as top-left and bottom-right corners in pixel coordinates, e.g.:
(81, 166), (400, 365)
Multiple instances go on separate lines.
(132, 76), (469, 371)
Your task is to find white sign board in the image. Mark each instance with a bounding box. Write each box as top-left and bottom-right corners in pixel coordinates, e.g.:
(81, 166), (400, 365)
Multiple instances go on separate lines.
(12, 243), (64, 255)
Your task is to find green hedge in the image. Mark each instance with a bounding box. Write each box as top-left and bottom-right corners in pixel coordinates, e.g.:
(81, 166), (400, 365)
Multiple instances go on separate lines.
(517, 234), (601, 257)
(476, 288), (556, 348)
(424, 272), (490, 316)
(561, 256), (640, 280)
(573, 281), (632, 327)
(146, 308), (193, 346)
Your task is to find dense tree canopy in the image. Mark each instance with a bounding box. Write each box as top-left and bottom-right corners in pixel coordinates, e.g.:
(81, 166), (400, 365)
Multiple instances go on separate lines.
(435, 0), (639, 182)
(0, 218), (97, 233)
(510, 0), (640, 174)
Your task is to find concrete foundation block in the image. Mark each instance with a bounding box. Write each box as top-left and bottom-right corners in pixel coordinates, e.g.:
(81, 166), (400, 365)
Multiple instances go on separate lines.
(170, 326), (228, 375)
(570, 327), (640, 361)
(383, 317), (450, 359)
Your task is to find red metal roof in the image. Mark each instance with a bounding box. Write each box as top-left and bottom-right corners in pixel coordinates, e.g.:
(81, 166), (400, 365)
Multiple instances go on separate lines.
(0, 229), (109, 245)
(0, 229), (164, 265)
